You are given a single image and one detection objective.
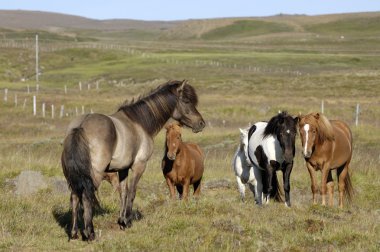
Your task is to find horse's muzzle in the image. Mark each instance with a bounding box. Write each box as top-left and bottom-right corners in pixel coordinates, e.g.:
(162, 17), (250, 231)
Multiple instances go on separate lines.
(192, 120), (205, 133)
(303, 151), (312, 159)
(167, 153), (176, 160)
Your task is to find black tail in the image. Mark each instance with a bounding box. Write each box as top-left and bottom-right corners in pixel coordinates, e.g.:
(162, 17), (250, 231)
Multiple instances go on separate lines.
(270, 172), (284, 202)
(61, 127), (99, 208)
(344, 172), (354, 204)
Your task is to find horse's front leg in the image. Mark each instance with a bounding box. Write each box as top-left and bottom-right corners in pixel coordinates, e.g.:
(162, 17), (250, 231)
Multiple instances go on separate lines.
(306, 162), (318, 204)
(283, 162), (293, 207)
(320, 163), (331, 206)
(165, 176), (177, 200)
(124, 161), (146, 228)
(117, 169), (129, 229)
(266, 163), (274, 203)
(252, 165), (263, 205)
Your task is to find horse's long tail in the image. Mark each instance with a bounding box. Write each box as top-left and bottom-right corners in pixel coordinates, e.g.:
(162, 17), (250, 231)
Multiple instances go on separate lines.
(61, 127), (99, 208)
(344, 172), (354, 204)
(270, 172), (284, 202)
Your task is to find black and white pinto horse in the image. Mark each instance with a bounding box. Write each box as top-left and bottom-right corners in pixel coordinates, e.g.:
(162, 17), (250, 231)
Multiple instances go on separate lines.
(247, 112), (297, 206)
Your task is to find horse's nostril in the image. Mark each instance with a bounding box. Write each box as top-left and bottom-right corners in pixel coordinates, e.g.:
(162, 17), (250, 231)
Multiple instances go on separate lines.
(199, 120), (205, 128)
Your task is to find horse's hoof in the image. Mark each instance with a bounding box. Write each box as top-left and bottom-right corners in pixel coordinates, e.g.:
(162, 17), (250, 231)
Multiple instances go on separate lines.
(285, 201), (291, 208)
(87, 233), (95, 241)
(70, 233), (79, 240)
(83, 230), (95, 241)
(118, 217), (132, 229)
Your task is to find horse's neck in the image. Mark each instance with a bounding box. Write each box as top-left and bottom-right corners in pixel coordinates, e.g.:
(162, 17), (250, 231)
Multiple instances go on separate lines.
(239, 143), (246, 156)
(127, 101), (175, 137)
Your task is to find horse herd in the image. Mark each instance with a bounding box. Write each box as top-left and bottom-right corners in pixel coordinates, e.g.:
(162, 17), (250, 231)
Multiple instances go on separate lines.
(61, 80), (353, 241)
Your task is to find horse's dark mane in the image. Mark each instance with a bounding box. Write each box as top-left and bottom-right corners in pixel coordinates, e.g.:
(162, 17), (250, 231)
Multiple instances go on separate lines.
(118, 80), (198, 136)
(263, 111), (295, 138)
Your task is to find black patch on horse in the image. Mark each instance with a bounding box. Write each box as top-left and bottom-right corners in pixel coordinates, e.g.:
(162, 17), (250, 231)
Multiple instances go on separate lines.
(248, 125), (256, 140)
(270, 160), (281, 171)
(254, 145), (268, 171)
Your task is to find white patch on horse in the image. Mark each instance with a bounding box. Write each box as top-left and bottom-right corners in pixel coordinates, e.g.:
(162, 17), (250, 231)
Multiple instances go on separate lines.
(286, 129), (290, 134)
(303, 124), (310, 155)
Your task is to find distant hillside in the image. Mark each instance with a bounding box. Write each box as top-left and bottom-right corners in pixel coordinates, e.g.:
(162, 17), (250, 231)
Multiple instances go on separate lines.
(0, 10), (379, 41)
(0, 10), (180, 31)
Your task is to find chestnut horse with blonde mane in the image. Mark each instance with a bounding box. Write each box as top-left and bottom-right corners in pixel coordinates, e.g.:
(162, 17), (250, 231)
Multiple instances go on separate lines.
(297, 112), (353, 208)
(162, 122), (205, 200)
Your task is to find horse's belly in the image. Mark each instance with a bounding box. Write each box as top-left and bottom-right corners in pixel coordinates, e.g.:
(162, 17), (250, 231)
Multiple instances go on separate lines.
(109, 154), (133, 170)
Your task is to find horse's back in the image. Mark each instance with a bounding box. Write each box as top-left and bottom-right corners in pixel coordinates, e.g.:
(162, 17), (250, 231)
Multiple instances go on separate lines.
(186, 142), (204, 158)
(248, 122), (282, 166)
(330, 120), (353, 166)
(108, 112), (154, 169)
(183, 142), (204, 181)
(331, 120), (352, 143)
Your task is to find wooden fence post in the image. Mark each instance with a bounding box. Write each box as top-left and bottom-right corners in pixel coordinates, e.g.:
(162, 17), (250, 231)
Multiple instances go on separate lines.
(60, 105), (64, 118)
(355, 104), (360, 126)
(4, 88), (8, 102)
(33, 96), (36, 116)
(42, 103), (45, 118)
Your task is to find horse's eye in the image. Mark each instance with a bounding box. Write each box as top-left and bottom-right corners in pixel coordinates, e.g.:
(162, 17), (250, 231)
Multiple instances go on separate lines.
(182, 98), (190, 104)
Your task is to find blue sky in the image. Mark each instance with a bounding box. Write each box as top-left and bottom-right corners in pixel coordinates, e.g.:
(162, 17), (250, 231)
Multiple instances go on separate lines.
(2, 0), (380, 20)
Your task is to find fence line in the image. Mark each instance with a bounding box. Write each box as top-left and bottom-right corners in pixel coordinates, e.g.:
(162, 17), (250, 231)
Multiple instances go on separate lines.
(0, 39), (303, 76)
(0, 87), (375, 128)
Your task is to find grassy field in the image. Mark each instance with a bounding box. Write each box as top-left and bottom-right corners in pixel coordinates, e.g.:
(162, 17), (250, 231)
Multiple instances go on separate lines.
(0, 12), (380, 251)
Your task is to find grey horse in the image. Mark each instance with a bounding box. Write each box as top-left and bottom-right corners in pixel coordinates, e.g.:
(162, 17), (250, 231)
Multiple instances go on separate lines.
(61, 80), (205, 241)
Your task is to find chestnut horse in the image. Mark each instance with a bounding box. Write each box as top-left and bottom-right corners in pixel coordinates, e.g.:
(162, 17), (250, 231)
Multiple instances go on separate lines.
(162, 122), (205, 200)
(61, 80), (205, 240)
(297, 112), (353, 208)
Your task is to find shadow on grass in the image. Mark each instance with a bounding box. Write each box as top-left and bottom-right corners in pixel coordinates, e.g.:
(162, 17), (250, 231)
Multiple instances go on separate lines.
(52, 204), (144, 241)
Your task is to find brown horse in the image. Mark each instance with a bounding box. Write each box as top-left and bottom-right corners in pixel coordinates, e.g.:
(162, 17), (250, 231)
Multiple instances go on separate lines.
(162, 122), (205, 200)
(61, 80), (205, 241)
(297, 112), (353, 208)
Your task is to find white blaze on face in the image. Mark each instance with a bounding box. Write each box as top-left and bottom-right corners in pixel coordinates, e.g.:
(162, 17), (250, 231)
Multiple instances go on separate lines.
(303, 124), (310, 155)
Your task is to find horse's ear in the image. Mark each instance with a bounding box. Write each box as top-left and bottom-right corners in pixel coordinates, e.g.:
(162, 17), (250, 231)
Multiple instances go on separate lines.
(294, 116), (300, 125)
(314, 112), (320, 120)
(279, 116), (284, 124)
(177, 80), (186, 98)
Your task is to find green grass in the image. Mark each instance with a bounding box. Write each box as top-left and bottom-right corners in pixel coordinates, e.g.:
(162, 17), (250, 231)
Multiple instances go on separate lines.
(305, 16), (380, 36)
(202, 20), (294, 40)
(0, 13), (380, 251)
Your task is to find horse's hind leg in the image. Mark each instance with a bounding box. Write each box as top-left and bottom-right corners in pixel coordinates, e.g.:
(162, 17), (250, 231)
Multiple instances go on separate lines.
(182, 179), (191, 200)
(248, 183), (256, 201)
(70, 192), (80, 240)
(124, 161), (146, 228)
(117, 169), (129, 229)
(82, 192), (95, 241)
(327, 170), (334, 206)
(236, 176), (246, 201)
(193, 179), (202, 198)
(337, 162), (349, 208)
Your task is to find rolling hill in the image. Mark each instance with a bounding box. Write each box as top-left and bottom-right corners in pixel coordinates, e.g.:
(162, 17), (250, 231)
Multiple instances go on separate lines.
(0, 10), (380, 41)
